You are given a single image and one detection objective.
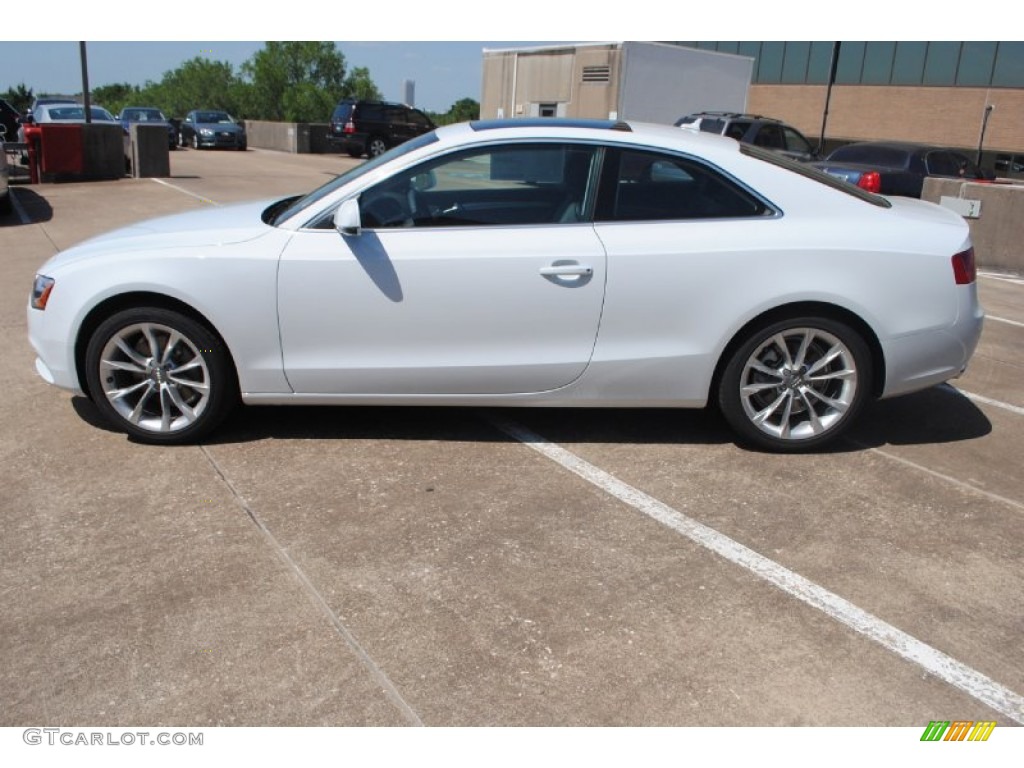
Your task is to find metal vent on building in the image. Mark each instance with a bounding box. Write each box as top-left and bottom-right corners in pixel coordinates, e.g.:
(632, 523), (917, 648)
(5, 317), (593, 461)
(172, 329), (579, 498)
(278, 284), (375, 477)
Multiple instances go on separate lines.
(582, 65), (611, 83)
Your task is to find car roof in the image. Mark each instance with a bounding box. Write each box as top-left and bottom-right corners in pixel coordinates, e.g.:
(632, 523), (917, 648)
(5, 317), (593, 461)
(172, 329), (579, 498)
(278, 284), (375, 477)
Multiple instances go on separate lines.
(685, 112), (781, 123)
(435, 119), (744, 160)
(833, 141), (949, 153)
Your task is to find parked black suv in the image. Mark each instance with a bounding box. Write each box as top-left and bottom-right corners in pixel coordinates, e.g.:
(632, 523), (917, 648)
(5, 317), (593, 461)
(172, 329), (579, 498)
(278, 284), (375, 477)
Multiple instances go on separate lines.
(675, 112), (819, 162)
(328, 99), (436, 158)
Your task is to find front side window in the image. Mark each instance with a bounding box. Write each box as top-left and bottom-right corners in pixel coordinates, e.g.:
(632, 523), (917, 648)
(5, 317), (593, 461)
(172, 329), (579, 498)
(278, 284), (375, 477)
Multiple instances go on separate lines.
(357, 143), (600, 229)
(753, 124), (785, 150)
(597, 149), (770, 221)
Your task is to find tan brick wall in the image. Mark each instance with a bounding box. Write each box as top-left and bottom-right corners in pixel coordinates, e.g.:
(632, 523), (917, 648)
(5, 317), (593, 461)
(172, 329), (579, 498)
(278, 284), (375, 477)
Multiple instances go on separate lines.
(748, 85), (1024, 153)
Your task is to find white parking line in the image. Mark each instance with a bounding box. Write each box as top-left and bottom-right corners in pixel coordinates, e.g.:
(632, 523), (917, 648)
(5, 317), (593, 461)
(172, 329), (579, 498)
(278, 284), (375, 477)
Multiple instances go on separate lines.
(987, 314), (1024, 329)
(488, 414), (1024, 724)
(942, 383), (1024, 417)
(150, 177), (219, 206)
(979, 271), (1024, 285)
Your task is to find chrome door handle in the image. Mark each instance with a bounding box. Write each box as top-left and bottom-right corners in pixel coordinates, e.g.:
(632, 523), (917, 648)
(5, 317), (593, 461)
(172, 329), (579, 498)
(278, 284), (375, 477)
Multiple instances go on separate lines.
(539, 264), (593, 277)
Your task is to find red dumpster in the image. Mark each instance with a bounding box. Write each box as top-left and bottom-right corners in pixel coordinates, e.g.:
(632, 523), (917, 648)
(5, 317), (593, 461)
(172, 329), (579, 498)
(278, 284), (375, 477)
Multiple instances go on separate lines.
(38, 124), (84, 175)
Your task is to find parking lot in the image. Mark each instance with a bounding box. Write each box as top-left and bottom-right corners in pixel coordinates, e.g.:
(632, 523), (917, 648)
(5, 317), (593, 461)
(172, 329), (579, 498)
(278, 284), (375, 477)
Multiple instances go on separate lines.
(1, 146), (1022, 727)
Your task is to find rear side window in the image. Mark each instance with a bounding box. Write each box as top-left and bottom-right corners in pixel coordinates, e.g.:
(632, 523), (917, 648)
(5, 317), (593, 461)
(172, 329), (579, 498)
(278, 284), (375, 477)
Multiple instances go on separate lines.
(597, 149), (770, 221)
(359, 104), (385, 122)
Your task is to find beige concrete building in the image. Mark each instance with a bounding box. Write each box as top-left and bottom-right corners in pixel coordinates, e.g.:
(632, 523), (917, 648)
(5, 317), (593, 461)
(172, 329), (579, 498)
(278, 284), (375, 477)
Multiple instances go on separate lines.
(481, 42), (753, 126)
(482, 42), (1023, 173)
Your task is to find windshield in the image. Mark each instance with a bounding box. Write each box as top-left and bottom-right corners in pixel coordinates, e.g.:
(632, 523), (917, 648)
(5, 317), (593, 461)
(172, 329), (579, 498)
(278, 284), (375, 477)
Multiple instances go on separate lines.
(45, 106), (116, 121)
(272, 130), (440, 226)
(123, 108), (166, 122)
(195, 112), (234, 124)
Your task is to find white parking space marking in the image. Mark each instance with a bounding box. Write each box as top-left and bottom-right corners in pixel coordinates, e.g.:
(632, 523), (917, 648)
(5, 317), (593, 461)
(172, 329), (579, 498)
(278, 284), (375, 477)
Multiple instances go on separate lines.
(150, 177), (220, 206)
(987, 314), (1024, 329)
(979, 272), (1024, 285)
(941, 383), (1024, 418)
(10, 188), (30, 225)
(489, 414), (1024, 724)
(856, 442), (1024, 514)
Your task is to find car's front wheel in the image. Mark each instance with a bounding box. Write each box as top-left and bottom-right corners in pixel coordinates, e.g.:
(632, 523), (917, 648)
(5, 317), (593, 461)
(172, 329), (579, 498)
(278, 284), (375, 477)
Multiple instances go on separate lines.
(718, 317), (871, 452)
(84, 308), (236, 444)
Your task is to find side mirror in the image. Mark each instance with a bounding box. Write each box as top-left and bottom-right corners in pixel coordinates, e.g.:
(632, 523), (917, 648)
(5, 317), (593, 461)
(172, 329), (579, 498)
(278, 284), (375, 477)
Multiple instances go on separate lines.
(334, 197), (362, 236)
(410, 170), (436, 192)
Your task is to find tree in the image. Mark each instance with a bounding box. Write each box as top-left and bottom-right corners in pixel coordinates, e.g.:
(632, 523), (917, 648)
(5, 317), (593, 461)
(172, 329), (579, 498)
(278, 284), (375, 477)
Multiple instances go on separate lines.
(139, 57), (242, 118)
(343, 67), (382, 101)
(240, 42), (350, 123)
(2, 83), (33, 113)
(91, 83), (140, 116)
(428, 98), (480, 126)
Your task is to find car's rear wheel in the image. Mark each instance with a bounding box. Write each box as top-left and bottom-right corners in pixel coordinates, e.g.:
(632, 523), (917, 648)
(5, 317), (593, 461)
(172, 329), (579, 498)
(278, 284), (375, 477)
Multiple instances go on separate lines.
(84, 308), (236, 444)
(718, 317), (871, 452)
(367, 136), (387, 158)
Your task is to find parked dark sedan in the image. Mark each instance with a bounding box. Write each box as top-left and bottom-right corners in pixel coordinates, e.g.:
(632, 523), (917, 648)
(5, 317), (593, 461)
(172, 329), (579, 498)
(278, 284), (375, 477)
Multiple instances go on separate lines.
(119, 107), (176, 149)
(178, 110), (246, 150)
(814, 142), (993, 197)
(0, 98), (21, 145)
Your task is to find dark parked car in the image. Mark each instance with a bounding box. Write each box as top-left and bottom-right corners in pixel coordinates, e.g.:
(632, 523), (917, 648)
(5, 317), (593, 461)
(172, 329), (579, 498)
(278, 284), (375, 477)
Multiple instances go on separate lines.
(328, 99), (436, 158)
(675, 112), (819, 161)
(178, 110), (246, 150)
(1, 98), (21, 145)
(814, 142), (994, 197)
(119, 106), (176, 149)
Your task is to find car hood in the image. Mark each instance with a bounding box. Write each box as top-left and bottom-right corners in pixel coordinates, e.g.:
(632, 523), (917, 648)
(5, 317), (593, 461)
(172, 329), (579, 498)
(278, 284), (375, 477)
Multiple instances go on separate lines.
(42, 198), (279, 270)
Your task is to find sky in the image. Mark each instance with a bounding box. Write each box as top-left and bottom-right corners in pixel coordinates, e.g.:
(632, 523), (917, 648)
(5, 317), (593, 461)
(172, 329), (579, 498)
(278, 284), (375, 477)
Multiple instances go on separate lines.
(0, 3), (998, 113)
(0, 41), (571, 113)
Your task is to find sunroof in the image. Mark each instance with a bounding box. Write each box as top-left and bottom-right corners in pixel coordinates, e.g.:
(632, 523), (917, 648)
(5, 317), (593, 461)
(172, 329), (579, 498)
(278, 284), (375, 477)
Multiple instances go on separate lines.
(470, 118), (632, 132)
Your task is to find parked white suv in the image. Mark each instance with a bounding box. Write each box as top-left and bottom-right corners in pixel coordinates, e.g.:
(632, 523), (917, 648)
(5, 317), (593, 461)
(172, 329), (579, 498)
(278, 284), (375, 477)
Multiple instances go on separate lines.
(676, 112), (820, 162)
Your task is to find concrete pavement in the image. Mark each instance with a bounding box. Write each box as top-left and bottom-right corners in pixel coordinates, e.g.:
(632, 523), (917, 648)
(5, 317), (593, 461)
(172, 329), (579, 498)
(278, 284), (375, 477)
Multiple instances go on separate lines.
(1, 147), (1021, 726)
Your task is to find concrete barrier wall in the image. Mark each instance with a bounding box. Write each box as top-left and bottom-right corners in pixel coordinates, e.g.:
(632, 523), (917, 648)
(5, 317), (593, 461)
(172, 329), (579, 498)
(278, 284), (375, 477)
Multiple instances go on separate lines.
(922, 178), (1024, 275)
(243, 121), (334, 154)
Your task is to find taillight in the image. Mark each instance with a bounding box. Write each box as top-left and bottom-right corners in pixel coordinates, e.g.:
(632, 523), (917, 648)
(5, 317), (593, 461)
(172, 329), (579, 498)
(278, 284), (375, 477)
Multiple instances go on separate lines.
(951, 247), (976, 285)
(343, 120), (355, 135)
(856, 171), (881, 193)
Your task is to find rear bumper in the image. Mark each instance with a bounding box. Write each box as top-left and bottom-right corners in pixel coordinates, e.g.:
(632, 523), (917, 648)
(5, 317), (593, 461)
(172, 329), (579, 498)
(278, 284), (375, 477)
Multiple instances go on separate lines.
(881, 287), (984, 398)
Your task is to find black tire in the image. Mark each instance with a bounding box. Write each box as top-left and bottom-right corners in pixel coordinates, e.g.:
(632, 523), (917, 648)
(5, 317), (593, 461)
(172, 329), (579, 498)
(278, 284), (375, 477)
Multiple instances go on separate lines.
(346, 149), (361, 158)
(717, 316), (872, 452)
(84, 307), (237, 444)
(366, 136), (387, 158)
(0, 191), (11, 216)
(191, 133), (200, 150)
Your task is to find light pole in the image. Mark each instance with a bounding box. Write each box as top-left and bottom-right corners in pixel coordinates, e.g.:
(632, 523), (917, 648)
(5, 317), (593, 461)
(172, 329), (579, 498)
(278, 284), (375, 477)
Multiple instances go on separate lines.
(817, 42), (841, 157)
(976, 104), (994, 167)
(79, 42), (92, 123)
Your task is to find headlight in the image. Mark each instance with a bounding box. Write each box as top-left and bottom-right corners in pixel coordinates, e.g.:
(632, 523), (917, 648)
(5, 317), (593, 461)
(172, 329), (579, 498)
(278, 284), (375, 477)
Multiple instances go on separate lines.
(31, 275), (55, 310)
(199, 128), (214, 136)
